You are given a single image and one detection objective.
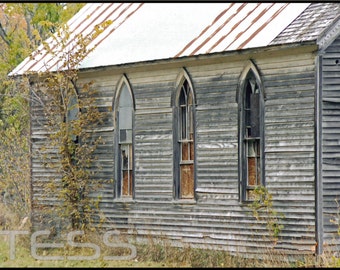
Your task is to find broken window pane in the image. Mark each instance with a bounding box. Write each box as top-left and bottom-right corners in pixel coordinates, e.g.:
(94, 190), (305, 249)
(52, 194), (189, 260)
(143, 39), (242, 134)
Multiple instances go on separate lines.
(178, 79), (195, 199)
(117, 83), (134, 198)
(242, 70), (263, 201)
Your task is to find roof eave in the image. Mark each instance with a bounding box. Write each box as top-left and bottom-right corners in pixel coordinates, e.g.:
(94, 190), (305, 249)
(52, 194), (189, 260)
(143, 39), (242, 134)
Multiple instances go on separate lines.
(77, 40), (318, 75)
(317, 15), (340, 52)
(10, 40), (318, 78)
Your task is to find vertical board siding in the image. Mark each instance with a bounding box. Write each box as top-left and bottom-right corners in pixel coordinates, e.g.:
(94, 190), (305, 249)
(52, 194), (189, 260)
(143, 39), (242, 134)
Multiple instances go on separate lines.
(322, 36), (340, 251)
(31, 48), (317, 257)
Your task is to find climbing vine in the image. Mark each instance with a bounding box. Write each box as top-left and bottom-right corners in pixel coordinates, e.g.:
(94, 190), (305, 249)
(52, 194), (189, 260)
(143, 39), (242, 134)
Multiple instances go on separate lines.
(248, 186), (285, 244)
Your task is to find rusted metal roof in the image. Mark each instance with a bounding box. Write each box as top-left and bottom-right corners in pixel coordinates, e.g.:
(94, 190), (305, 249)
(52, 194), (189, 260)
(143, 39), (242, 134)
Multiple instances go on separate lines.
(174, 2), (310, 56)
(9, 2), (319, 76)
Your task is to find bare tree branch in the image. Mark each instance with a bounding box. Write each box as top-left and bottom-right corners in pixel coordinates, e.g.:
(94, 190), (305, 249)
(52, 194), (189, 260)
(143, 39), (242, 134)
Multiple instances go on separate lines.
(0, 22), (9, 46)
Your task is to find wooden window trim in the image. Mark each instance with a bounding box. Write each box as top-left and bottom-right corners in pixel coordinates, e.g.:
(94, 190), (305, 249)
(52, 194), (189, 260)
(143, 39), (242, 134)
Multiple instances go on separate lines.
(174, 73), (196, 201)
(114, 76), (135, 200)
(238, 63), (265, 203)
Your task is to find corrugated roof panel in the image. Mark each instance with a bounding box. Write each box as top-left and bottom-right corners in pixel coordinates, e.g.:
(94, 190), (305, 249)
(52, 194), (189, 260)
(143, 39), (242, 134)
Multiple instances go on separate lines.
(9, 2), (316, 76)
(180, 2), (310, 55)
(44, 3), (143, 72)
(227, 3), (288, 50)
(10, 3), (142, 75)
(175, 3), (247, 57)
(241, 3), (313, 49)
(79, 3), (229, 69)
(16, 3), (116, 74)
(210, 3), (270, 52)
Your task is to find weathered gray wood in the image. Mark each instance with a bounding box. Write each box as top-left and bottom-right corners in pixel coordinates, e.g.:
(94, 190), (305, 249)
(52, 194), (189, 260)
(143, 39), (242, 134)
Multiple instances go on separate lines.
(29, 42), (327, 257)
(320, 35), (340, 252)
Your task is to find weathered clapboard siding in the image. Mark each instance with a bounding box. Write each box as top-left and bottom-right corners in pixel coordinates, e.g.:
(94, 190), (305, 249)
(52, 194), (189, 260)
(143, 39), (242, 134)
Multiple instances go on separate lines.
(28, 46), (318, 257)
(134, 80), (176, 201)
(259, 51), (317, 253)
(8, 2), (338, 259)
(321, 35), (340, 251)
(29, 99), (63, 228)
(35, 46), (315, 257)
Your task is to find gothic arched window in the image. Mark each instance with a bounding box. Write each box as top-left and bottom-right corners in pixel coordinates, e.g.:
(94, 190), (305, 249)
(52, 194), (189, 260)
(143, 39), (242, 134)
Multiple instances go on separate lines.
(174, 74), (196, 200)
(115, 77), (134, 198)
(238, 63), (265, 202)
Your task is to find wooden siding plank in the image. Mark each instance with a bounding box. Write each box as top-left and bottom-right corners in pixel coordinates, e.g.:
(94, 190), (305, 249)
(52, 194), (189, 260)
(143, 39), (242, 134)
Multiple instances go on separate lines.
(30, 48), (318, 257)
(321, 35), (340, 251)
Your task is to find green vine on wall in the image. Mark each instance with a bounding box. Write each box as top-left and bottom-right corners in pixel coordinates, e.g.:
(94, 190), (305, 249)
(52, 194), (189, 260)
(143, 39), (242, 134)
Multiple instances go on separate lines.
(248, 186), (285, 244)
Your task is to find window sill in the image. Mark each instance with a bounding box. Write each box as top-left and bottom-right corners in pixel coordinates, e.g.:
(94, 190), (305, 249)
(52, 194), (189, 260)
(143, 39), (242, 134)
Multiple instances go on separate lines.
(114, 197), (135, 203)
(240, 200), (255, 206)
(172, 199), (196, 205)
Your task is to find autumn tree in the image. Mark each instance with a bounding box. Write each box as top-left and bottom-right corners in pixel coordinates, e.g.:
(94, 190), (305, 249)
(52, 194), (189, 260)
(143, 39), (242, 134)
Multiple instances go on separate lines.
(0, 3), (85, 220)
(29, 18), (112, 231)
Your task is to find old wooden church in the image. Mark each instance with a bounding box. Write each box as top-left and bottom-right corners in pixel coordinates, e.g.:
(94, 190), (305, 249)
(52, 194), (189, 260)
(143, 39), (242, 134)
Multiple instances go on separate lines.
(9, 2), (340, 257)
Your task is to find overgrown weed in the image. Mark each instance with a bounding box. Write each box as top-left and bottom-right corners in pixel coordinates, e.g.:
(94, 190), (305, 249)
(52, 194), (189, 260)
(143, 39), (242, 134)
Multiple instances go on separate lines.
(1, 202), (340, 268)
(0, 226), (337, 268)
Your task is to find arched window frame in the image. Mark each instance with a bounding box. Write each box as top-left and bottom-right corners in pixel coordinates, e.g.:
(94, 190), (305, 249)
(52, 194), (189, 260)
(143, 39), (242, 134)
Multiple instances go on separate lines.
(172, 68), (196, 200)
(64, 92), (80, 165)
(113, 75), (135, 199)
(237, 61), (265, 202)
(65, 93), (80, 144)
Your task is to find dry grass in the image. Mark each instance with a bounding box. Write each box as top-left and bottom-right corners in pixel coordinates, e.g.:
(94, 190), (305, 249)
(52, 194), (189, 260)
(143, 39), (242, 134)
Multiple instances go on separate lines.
(0, 203), (339, 268)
